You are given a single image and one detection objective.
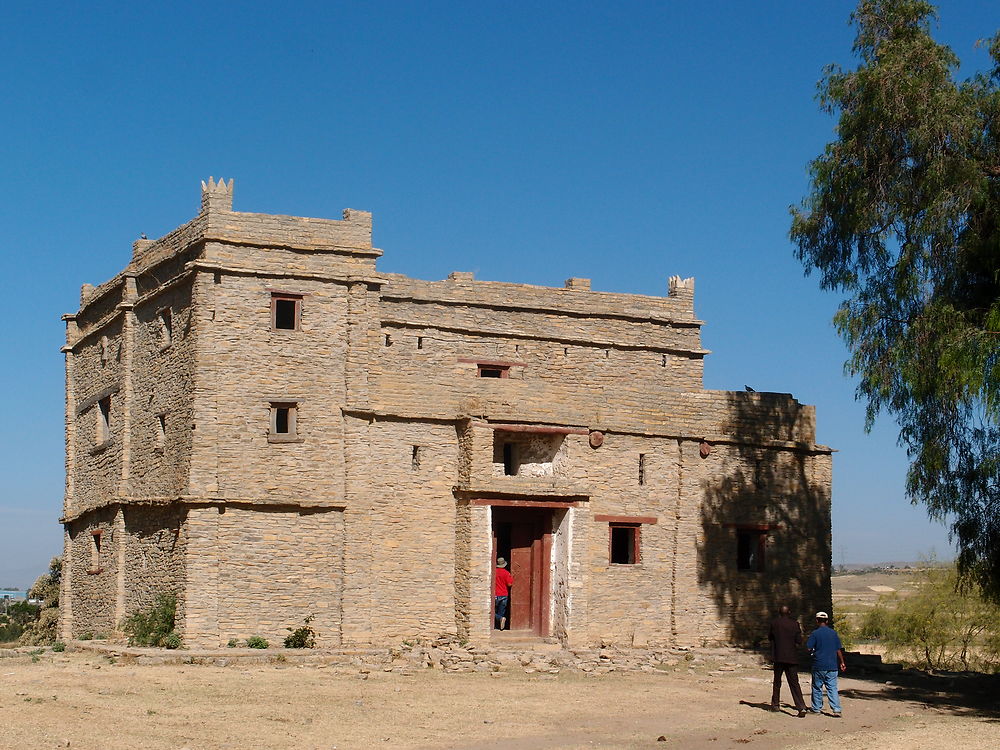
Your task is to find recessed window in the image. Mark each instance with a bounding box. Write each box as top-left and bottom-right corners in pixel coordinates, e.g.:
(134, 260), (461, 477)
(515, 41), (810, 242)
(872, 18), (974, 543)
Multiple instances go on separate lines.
(416, 336), (424, 350)
(100, 335), (110, 366)
(157, 307), (173, 348)
(638, 454), (647, 486)
(610, 524), (640, 565)
(156, 414), (166, 451)
(478, 364), (509, 378)
(90, 531), (103, 572)
(97, 396), (112, 444)
(269, 402), (299, 442)
(411, 445), (421, 470)
(502, 442), (517, 476)
(737, 529), (766, 572)
(384, 333), (393, 347)
(271, 294), (301, 330)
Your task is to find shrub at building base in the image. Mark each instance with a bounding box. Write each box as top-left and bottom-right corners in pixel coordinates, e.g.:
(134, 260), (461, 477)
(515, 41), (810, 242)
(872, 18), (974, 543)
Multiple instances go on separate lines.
(120, 592), (181, 649)
(284, 615), (316, 648)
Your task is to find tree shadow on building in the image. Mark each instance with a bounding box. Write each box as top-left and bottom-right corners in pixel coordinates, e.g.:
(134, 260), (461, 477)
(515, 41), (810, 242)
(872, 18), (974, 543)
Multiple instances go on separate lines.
(697, 391), (832, 647)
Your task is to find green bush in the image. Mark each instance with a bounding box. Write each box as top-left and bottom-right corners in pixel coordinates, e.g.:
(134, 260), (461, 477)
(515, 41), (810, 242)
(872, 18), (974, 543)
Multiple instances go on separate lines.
(120, 592), (178, 648)
(52, 641), (66, 652)
(160, 632), (182, 650)
(284, 614), (316, 649)
(79, 632), (94, 641)
(246, 636), (269, 649)
(227, 638), (240, 648)
(865, 564), (1000, 672)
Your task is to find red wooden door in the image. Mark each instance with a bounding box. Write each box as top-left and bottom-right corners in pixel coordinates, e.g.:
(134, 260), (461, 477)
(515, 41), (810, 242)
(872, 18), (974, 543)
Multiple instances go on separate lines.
(493, 509), (551, 636)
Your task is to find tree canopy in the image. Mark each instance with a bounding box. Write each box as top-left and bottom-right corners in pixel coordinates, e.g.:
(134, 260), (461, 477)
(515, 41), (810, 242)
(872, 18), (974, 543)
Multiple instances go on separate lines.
(791, 1), (1000, 598)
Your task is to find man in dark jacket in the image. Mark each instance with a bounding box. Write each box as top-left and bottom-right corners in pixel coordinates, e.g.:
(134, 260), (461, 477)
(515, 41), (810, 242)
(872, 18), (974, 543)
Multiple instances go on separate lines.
(768, 605), (807, 717)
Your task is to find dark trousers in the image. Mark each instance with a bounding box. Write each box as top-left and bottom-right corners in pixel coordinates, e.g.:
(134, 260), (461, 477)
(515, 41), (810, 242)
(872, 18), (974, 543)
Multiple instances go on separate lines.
(494, 596), (509, 629)
(771, 662), (806, 710)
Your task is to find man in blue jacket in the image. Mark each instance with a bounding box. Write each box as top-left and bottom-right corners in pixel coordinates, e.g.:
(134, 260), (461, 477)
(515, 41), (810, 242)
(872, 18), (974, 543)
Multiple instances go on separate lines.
(806, 611), (846, 716)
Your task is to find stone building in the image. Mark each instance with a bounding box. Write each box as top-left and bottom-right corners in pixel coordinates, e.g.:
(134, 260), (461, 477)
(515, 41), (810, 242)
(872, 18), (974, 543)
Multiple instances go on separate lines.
(60, 178), (833, 648)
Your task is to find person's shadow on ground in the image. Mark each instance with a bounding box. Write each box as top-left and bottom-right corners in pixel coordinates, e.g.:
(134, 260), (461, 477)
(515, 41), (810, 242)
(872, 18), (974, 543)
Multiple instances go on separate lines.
(738, 700), (806, 717)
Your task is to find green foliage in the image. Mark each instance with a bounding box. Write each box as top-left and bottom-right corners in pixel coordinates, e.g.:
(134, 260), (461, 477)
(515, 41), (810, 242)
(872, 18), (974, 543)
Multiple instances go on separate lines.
(791, 0), (1000, 600)
(227, 638), (240, 648)
(52, 641), (66, 652)
(832, 613), (857, 651)
(0, 601), (40, 642)
(160, 632), (182, 650)
(283, 614), (316, 649)
(246, 635), (269, 649)
(78, 632), (93, 641)
(864, 564), (1000, 671)
(120, 592), (179, 648)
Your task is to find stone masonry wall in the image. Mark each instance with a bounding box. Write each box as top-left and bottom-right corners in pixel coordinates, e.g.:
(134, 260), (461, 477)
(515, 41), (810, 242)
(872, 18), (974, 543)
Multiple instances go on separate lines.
(182, 505), (344, 647)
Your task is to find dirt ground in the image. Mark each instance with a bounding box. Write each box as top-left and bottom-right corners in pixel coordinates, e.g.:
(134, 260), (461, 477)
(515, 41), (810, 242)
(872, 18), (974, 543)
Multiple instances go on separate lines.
(2, 649), (998, 750)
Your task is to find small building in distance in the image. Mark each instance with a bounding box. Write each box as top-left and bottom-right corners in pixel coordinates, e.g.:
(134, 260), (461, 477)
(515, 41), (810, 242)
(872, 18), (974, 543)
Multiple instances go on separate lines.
(59, 179), (833, 648)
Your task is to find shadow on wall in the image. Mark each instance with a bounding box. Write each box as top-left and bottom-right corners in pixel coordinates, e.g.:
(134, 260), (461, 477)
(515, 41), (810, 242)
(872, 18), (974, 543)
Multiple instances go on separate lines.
(697, 392), (832, 647)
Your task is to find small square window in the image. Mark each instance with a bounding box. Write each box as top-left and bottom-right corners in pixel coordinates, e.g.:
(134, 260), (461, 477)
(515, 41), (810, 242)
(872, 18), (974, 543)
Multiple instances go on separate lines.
(97, 396), (112, 444)
(477, 364), (509, 378)
(737, 529), (766, 572)
(269, 402), (300, 442)
(610, 524), (640, 565)
(271, 294), (301, 330)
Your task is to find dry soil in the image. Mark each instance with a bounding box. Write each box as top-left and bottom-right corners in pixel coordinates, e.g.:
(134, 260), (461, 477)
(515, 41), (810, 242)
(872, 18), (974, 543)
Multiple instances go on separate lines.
(2, 649), (998, 750)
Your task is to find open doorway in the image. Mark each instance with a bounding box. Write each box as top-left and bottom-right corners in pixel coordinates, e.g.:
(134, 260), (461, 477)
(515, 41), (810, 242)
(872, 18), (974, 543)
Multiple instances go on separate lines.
(491, 507), (552, 636)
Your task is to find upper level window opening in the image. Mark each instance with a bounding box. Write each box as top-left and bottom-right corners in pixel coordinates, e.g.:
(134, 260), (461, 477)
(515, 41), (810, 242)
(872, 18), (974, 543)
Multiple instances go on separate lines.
(416, 336), (424, 350)
(97, 396), (112, 444)
(737, 529), (766, 572)
(478, 364), (509, 378)
(271, 294), (301, 330)
(89, 530), (103, 573)
(502, 442), (517, 476)
(100, 335), (110, 366)
(638, 454), (647, 486)
(384, 333), (393, 347)
(610, 524), (640, 565)
(157, 307), (173, 349)
(156, 414), (166, 451)
(411, 445), (421, 470)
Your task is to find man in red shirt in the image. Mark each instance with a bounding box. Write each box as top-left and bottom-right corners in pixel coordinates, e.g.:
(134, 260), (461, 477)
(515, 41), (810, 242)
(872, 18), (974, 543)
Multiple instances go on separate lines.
(494, 557), (514, 630)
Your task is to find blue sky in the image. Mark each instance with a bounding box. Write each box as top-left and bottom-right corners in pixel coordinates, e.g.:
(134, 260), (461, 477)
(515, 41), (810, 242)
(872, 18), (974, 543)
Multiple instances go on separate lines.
(1, 1), (993, 587)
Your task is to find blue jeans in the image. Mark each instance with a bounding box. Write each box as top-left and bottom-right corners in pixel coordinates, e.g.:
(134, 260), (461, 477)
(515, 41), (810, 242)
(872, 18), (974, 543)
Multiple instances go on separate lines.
(811, 669), (841, 713)
(494, 596), (509, 628)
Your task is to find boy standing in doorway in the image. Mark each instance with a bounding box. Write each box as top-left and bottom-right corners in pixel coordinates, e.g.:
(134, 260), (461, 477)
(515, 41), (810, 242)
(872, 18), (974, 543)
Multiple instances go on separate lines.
(494, 557), (513, 630)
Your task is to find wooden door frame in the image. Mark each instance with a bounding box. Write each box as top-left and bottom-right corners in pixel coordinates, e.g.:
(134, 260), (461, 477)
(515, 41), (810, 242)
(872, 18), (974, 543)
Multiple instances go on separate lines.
(491, 507), (553, 637)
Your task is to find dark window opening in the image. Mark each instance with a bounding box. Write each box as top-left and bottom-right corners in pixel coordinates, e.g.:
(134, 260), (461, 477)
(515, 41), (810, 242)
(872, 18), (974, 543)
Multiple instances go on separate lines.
(156, 414), (166, 449)
(90, 531), (102, 571)
(477, 364), (510, 378)
(158, 308), (172, 347)
(737, 530), (765, 572)
(502, 442), (517, 476)
(411, 445), (421, 470)
(384, 333), (393, 347)
(417, 336), (424, 349)
(273, 298), (299, 330)
(269, 402), (298, 438)
(661, 354), (668, 367)
(97, 396), (111, 443)
(610, 524), (639, 564)
(275, 407), (290, 433)
(638, 454), (646, 486)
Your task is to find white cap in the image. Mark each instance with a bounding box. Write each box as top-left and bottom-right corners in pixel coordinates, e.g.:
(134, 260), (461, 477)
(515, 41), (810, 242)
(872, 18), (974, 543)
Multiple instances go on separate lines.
(815, 611), (829, 620)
